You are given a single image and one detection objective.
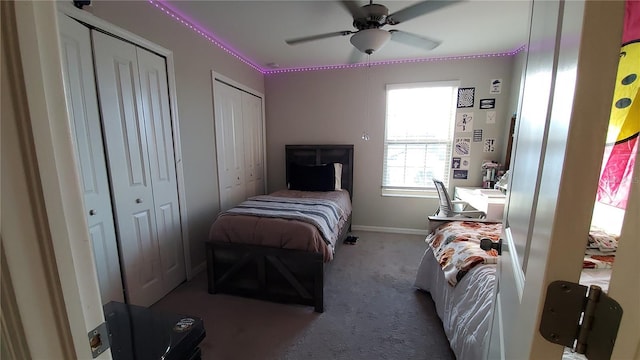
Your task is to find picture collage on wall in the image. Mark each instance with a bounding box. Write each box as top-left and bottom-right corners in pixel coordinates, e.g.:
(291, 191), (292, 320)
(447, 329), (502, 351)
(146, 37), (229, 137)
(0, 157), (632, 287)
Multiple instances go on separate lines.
(452, 79), (502, 179)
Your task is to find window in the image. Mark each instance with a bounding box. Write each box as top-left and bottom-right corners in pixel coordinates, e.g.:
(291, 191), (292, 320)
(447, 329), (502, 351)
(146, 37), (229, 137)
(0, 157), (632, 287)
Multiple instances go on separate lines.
(382, 81), (459, 197)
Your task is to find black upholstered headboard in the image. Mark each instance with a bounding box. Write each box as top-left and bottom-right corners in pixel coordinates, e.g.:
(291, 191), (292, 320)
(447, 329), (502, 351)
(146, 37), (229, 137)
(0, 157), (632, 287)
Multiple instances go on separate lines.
(285, 145), (354, 200)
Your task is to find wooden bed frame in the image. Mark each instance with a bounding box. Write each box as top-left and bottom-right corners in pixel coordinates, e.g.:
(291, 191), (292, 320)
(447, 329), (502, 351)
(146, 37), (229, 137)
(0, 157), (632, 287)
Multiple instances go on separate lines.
(206, 144), (354, 312)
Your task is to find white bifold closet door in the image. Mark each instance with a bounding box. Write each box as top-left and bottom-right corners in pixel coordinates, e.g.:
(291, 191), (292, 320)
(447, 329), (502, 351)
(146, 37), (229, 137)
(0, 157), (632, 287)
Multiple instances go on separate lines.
(136, 45), (186, 294)
(58, 15), (124, 304)
(214, 80), (247, 211)
(242, 92), (265, 198)
(92, 30), (185, 307)
(214, 79), (265, 212)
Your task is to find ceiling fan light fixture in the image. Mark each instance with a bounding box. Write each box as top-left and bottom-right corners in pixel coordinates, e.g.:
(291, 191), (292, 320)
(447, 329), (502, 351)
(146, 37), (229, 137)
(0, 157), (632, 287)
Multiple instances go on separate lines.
(350, 29), (391, 55)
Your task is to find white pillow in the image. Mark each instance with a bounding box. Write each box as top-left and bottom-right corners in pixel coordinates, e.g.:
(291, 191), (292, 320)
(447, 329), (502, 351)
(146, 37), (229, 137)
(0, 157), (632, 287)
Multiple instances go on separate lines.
(334, 163), (342, 190)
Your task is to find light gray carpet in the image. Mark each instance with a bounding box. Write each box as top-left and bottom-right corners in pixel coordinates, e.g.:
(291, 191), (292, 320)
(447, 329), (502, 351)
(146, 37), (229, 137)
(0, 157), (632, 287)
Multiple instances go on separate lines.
(151, 231), (455, 360)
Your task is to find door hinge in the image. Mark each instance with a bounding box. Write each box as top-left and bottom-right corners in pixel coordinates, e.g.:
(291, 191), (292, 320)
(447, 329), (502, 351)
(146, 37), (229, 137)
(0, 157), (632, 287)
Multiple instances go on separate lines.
(539, 280), (623, 360)
(88, 322), (110, 358)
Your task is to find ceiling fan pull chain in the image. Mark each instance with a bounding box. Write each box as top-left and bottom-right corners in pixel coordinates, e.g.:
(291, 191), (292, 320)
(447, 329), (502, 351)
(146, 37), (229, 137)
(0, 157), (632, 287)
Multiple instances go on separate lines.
(366, 54), (372, 123)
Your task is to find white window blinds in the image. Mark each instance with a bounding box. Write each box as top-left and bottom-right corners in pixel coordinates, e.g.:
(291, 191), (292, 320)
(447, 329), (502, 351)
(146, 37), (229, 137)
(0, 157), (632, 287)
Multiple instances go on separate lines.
(382, 81), (458, 196)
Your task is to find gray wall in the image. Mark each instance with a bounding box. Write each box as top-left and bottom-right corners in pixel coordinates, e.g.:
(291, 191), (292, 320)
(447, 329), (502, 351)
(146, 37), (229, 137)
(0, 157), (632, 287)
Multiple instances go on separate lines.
(89, 1), (519, 246)
(265, 56), (516, 231)
(500, 50), (528, 168)
(89, 1), (264, 271)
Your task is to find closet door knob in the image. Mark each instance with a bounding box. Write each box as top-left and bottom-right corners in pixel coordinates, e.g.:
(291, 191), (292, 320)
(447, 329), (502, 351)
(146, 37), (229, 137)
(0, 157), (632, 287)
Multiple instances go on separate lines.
(89, 209), (97, 216)
(135, 198), (143, 204)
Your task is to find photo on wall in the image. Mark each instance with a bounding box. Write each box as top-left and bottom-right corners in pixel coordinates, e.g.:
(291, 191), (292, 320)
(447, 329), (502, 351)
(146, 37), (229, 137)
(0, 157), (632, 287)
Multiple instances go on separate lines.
(473, 129), (483, 142)
(490, 79), (502, 94)
(452, 157), (461, 169)
(484, 138), (496, 152)
(457, 87), (475, 108)
(454, 138), (472, 156)
(453, 170), (469, 179)
(460, 156), (470, 170)
(486, 111), (496, 124)
(456, 112), (474, 132)
(479, 98), (496, 109)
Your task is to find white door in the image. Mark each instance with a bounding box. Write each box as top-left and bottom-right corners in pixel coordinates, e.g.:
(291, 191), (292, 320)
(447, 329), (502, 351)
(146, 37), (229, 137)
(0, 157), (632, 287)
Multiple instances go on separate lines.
(58, 15), (124, 304)
(214, 80), (246, 211)
(490, 1), (634, 359)
(242, 92), (265, 198)
(93, 30), (165, 306)
(136, 47), (186, 293)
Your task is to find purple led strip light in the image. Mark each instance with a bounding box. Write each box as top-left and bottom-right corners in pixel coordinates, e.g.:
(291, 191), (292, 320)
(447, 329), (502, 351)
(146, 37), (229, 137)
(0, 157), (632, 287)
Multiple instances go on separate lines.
(148, 0), (526, 75)
(149, 0), (263, 72)
(264, 46), (526, 75)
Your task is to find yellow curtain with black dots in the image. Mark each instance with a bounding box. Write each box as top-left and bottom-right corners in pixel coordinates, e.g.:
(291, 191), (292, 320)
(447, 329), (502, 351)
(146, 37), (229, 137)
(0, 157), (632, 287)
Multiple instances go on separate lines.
(597, 0), (640, 209)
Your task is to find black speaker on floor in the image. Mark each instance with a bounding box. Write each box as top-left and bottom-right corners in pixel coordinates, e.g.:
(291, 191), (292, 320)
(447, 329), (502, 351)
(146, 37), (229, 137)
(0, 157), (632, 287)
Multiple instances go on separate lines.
(103, 301), (206, 360)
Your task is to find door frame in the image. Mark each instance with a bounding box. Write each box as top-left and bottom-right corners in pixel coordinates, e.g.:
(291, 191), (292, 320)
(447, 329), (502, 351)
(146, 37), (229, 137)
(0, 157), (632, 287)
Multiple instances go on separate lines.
(6, 1), (110, 358)
(57, 2), (194, 280)
(5, 1), (192, 357)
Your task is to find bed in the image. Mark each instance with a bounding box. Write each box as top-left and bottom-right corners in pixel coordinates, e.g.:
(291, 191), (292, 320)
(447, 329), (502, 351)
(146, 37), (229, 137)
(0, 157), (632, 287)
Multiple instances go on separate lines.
(206, 144), (354, 313)
(414, 220), (502, 360)
(414, 220), (619, 360)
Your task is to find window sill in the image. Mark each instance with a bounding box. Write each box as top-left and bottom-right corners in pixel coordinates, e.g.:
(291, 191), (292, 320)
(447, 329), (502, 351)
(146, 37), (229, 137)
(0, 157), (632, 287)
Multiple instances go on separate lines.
(381, 189), (439, 199)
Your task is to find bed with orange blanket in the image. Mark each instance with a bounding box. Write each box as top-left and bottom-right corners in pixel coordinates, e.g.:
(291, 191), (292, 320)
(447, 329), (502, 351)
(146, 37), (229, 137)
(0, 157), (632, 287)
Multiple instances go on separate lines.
(415, 220), (502, 360)
(415, 221), (619, 360)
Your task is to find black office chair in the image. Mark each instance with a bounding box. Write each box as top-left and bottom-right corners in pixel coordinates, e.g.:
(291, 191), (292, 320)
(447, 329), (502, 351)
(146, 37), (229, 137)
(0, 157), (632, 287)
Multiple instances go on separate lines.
(432, 179), (486, 218)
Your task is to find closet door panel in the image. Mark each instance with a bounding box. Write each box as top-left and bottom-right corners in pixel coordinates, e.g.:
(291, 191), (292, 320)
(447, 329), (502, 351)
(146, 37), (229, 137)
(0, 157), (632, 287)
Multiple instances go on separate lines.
(87, 223), (120, 302)
(242, 92), (264, 197)
(136, 47), (185, 291)
(214, 81), (246, 211)
(156, 203), (181, 277)
(58, 15), (124, 304)
(93, 31), (164, 306)
(132, 210), (161, 290)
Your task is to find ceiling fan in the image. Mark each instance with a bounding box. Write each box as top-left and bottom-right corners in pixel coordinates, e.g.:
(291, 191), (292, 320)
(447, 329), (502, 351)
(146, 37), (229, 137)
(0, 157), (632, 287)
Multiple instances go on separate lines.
(285, 0), (462, 59)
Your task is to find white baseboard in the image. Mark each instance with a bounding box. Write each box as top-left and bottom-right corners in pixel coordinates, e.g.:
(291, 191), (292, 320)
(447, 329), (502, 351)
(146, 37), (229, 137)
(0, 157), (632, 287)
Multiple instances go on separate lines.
(351, 225), (428, 236)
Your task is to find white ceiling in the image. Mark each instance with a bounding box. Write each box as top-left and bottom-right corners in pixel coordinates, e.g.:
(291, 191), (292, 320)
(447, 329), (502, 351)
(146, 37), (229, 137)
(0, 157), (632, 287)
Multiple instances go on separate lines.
(163, 0), (532, 71)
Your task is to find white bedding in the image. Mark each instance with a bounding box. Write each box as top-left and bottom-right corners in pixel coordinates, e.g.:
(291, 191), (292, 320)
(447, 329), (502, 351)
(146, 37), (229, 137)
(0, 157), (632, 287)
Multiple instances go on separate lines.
(415, 246), (612, 360)
(414, 247), (496, 360)
(579, 268), (612, 293)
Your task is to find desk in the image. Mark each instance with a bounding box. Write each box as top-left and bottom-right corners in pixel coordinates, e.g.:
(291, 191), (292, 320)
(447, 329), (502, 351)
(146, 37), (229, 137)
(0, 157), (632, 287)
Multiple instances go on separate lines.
(454, 187), (506, 220)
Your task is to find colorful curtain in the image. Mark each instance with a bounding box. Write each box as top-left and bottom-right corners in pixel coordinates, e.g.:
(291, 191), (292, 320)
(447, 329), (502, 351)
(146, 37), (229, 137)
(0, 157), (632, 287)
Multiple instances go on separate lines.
(597, 0), (640, 209)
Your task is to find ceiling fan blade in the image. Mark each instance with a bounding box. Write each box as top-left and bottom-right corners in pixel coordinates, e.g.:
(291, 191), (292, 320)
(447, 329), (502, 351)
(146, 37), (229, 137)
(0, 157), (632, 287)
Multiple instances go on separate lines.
(285, 31), (353, 45)
(340, 1), (365, 19)
(387, 0), (463, 25)
(390, 30), (441, 51)
(348, 47), (364, 64)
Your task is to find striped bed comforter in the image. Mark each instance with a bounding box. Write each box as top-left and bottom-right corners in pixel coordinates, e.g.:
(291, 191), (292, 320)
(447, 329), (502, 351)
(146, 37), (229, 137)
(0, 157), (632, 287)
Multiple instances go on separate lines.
(223, 195), (342, 247)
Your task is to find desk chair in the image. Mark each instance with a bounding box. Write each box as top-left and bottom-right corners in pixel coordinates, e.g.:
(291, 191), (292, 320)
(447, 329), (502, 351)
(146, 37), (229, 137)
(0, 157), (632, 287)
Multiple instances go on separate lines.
(432, 179), (486, 218)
